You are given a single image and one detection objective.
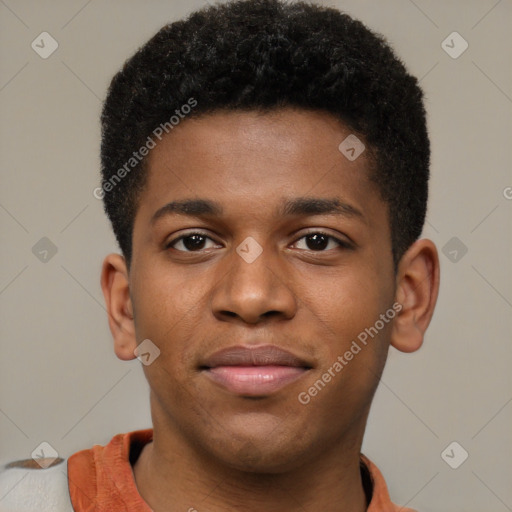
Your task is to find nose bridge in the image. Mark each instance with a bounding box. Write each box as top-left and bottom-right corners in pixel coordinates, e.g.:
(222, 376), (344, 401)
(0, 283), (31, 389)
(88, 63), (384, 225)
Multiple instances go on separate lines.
(211, 238), (296, 323)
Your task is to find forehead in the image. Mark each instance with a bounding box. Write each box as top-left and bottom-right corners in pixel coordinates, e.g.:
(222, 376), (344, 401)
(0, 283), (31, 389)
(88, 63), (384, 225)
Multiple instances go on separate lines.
(136, 109), (386, 227)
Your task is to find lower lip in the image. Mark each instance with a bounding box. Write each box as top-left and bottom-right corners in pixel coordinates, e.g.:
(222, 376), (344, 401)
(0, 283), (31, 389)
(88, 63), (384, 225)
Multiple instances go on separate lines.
(203, 365), (308, 396)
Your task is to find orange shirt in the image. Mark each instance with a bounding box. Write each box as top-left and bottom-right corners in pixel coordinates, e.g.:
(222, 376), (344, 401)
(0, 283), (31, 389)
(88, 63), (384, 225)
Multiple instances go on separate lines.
(67, 429), (416, 511)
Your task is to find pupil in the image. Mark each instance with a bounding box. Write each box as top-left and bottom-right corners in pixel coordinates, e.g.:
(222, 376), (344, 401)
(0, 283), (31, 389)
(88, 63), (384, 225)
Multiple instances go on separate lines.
(184, 235), (205, 251)
(307, 234), (328, 251)
(181, 234), (330, 251)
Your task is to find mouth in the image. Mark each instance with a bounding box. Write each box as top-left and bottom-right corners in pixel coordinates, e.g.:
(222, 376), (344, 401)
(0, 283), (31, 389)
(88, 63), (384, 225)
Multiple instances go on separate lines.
(200, 345), (312, 396)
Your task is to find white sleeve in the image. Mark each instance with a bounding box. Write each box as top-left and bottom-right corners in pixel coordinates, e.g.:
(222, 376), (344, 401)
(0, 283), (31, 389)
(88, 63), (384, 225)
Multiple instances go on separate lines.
(0, 460), (74, 512)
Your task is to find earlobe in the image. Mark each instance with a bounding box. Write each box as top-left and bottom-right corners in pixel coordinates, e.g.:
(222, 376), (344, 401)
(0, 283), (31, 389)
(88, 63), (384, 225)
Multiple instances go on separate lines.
(390, 239), (440, 353)
(100, 254), (138, 361)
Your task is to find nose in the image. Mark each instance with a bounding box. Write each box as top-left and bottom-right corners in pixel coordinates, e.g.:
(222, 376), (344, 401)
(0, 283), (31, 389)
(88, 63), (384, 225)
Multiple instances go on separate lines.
(210, 242), (297, 325)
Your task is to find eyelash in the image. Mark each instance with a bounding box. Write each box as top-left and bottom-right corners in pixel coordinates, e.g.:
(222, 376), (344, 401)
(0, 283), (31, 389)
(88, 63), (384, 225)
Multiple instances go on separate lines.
(165, 230), (353, 253)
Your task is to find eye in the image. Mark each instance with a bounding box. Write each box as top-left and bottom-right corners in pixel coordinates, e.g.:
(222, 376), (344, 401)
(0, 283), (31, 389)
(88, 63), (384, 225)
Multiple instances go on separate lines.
(166, 230), (352, 253)
(166, 232), (220, 252)
(292, 231), (352, 252)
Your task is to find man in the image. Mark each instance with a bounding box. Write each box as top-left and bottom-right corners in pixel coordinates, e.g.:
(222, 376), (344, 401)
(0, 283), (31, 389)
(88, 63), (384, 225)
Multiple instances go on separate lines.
(0, 0), (439, 510)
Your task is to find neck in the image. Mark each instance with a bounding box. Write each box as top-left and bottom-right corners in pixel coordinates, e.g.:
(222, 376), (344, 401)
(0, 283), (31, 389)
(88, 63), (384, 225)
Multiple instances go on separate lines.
(133, 415), (369, 512)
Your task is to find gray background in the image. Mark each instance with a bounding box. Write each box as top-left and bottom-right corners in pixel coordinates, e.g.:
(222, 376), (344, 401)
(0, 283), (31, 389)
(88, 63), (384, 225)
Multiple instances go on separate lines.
(0, 0), (511, 510)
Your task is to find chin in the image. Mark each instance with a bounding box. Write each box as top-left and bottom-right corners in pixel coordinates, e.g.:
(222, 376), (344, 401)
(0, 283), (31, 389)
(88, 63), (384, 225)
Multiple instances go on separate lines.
(199, 418), (312, 474)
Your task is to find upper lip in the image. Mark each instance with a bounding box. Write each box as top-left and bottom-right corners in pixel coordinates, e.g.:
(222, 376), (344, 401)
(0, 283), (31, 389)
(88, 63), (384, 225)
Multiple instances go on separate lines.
(201, 345), (312, 369)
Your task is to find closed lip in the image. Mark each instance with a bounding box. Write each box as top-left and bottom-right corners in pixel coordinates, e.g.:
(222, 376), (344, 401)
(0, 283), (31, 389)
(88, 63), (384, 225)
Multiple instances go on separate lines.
(200, 344), (313, 369)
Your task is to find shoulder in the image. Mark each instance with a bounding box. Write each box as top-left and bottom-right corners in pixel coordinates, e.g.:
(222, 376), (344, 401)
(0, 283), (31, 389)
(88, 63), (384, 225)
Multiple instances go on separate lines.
(0, 458), (74, 512)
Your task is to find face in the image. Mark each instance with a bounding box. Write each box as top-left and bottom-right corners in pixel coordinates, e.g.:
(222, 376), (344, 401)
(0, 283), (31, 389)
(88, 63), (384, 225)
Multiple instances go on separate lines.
(128, 109), (397, 472)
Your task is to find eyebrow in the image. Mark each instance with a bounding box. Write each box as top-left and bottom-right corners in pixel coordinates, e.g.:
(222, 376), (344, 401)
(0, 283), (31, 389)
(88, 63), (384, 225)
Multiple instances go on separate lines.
(151, 197), (364, 224)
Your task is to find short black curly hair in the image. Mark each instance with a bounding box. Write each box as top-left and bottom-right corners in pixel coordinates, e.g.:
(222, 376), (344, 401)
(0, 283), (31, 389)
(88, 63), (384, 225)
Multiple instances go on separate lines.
(100, 0), (430, 269)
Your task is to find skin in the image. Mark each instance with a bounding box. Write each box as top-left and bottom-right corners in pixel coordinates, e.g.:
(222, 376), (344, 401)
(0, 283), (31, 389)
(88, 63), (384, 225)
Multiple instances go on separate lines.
(101, 109), (440, 512)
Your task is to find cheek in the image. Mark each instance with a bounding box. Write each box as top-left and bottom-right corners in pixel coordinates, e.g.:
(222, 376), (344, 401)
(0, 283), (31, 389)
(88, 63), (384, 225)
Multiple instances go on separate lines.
(131, 270), (204, 411)
(315, 269), (392, 342)
(130, 265), (209, 369)
(305, 267), (394, 408)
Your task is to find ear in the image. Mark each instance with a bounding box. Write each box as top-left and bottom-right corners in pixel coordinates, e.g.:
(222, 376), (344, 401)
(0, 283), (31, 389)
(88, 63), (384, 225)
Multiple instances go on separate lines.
(391, 239), (440, 353)
(100, 253), (137, 361)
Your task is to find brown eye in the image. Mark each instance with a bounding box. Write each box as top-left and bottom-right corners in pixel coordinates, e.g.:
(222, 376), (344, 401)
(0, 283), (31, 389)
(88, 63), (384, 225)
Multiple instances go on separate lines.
(293, 232), (351, 252)
(167, 233), (219, 252)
